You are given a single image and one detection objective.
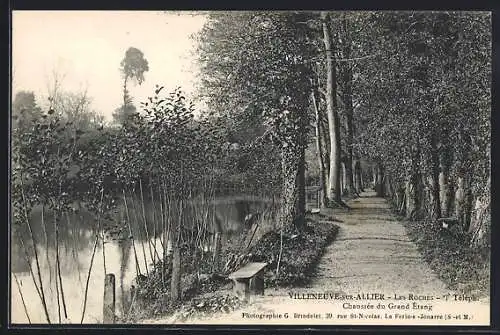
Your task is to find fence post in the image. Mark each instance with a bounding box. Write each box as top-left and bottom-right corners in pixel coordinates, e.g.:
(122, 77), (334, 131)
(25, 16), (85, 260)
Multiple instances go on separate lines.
(103, 273), (116, 324)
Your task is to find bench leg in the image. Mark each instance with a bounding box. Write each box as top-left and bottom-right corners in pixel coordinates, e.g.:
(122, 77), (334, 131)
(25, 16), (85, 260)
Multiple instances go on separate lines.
(233, 279), (250, 301)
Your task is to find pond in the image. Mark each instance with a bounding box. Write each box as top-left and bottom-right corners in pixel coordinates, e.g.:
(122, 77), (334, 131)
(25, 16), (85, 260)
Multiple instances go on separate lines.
(10, 194), (278, 324)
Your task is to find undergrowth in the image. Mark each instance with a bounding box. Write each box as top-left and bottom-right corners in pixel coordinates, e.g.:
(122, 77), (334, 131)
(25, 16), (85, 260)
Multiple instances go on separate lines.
(127, 219), (340, 322)
(123, 247), (233, 321)
(246, 220), (340, 287)
(402, 218), (490, 298)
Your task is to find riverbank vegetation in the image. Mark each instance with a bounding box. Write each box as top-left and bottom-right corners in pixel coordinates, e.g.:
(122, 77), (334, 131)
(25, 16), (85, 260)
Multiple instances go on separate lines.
(403, 219), (490, 298)
(124, 217), (339, 322)
(11, 10), (490, 323)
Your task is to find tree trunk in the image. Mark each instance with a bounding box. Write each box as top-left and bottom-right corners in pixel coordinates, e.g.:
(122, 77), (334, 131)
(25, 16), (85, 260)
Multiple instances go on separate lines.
(405, 180), (415, 219)
(406, 146), (422, 219)
(315, 62), (331, 180)
(455, 174), (473, 230)
(438, 130), (454, 217)
(279, 143), (306, 231)
(340, 16), (355, 195)
(469, 176), (490, 248)
(439, 151), (454, 218)
(212, 232), (221, 272)
(375, 163), (385, 197)
(123, 76), (128, 111)
(297, 146), (306, 222)
(360, 165), (364, 191)
(454, 131), (474, 229)
(464, 181), (474, 231)
(354, 160), (363, 193)
(455, 176), (465, 223)
(385, 175), (394, 199)
(425, 175), (433, 217)
(170, 244), (181, 305)
(170, 203), (182, 306)
(119, 239), (131, 315)
(320, 116), (330, 181)
(321, 11), (341, 204)
(429, 133), (441, 220)
(311, 89), (328, 207)
(397, 183), (406, 214)
(341, 162), (346, 195)
(344, 153), (354, 195)
(211, 206), (223, 273)
(353, 161), (359, 191)
(372, 166), (377, 190)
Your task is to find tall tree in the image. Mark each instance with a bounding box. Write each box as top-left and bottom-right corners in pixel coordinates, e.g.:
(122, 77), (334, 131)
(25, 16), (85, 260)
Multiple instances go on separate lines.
(114, 47), (149, 125)
(196, 12), (315, 230)
(337, 14), (356, 195)
(310, 86), (328, 207)
(12, 91), (42, 130)
(321, 12), (342, 204)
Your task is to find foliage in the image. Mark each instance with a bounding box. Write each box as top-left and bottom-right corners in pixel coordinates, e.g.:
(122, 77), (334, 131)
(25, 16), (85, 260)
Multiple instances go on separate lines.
(11, 11), (491, 323)
(129, 218), (339, 321)
(51, 90), (104, 131)
(243, 220), (339, 287)
(112, 99), (137, 126)
(11, 84), (229, 241)
(196, 11), (321, 229)
(173, 294), (244, 321)
(120, 47), (150, 86)
(351, 12), (490, 231)
(12, 91), (43, 130)
(197, 12), (315, 130)
(131, 246), (233, 317)
(403, 219), (489, 297)
(13, 110), (81, 219)
(114, 47), (150, 125)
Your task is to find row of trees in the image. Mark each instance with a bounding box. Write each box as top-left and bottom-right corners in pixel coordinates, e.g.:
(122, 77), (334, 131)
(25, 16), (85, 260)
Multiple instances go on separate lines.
(195, 11), (490, 247)
(355, 12), (491, 248)
(11, 10), (490, 322)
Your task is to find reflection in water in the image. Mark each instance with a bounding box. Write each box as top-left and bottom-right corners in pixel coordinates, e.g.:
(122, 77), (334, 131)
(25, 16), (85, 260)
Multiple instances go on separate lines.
(11, 195), (277, 323)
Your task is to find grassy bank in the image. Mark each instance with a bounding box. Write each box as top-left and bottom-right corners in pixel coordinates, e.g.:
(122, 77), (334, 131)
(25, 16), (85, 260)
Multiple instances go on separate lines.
(128, 218), (340, 323)
(402, 218), (490, 298)
(248, 220), (340, 287)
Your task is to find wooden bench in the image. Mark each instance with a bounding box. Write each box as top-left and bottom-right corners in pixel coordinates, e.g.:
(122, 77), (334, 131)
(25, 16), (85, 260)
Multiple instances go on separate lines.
(228, 262), (267, 301)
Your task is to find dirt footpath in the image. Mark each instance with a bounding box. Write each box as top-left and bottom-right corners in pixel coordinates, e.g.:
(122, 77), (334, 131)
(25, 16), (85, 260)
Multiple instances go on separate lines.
(142, 191), (490, 325)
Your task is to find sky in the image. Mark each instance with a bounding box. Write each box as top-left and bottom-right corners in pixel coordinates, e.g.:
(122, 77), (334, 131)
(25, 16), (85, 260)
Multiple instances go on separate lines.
(12, 11), (207, 121)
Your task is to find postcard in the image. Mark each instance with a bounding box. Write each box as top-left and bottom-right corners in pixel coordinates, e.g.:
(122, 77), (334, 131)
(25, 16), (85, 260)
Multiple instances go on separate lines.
(10, 10), (491, 327)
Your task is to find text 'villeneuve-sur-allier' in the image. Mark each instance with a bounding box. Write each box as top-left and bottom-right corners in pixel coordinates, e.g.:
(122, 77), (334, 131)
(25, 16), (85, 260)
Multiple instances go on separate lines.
(240, 292), (479, 322)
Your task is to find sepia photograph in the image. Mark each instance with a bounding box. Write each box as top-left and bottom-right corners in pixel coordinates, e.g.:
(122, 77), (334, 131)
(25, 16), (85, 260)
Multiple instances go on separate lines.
(10, 10), (491, 326)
